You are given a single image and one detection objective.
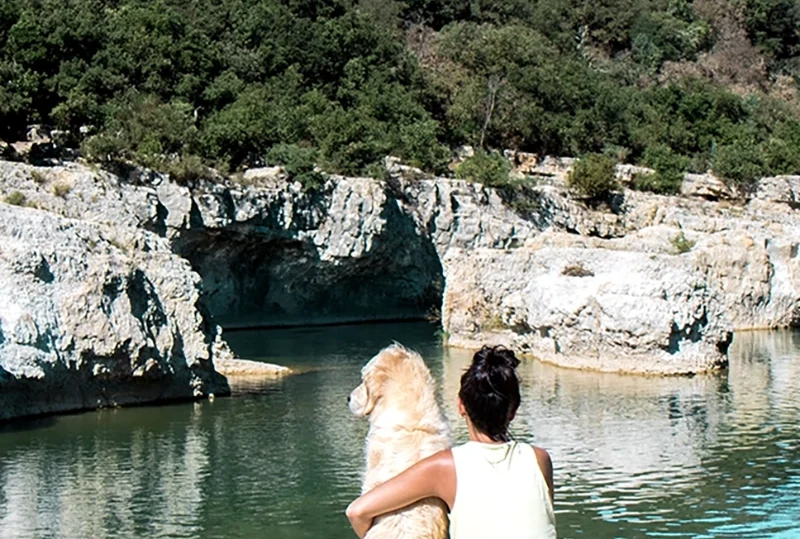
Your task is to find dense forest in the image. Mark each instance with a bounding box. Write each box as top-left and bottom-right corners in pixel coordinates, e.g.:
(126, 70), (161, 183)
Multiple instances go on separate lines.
(2, 0), (800, 193)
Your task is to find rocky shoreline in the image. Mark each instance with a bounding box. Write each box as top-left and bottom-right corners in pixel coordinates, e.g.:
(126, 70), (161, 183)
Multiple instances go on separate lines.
(0, 202), (231, 421)
(2, 156), (800, 418)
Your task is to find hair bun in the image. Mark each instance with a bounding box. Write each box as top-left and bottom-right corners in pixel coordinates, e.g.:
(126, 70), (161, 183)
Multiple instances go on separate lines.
(476, 345), (520, 370)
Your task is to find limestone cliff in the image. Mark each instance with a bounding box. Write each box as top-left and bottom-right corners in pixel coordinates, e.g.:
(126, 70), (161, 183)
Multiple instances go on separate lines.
(2, 158), (800, 378)
(0, 203), (231, 421)
(437, 179), (800, 373)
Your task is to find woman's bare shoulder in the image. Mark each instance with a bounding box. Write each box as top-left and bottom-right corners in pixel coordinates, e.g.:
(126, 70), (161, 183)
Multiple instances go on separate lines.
(420, 448), (455, 473)
(531, 445), (551, 464)
(529, 444), (554, 501)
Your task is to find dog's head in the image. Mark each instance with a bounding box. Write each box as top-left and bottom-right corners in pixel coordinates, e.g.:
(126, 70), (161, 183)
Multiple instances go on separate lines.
(348, 343), (432, 419)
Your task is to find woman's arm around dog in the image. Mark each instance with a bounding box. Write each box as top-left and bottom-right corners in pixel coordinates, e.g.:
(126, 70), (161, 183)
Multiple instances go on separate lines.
(346, 449), (456, 538)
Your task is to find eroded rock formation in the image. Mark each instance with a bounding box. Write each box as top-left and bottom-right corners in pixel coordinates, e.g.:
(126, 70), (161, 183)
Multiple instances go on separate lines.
(3, 158), (800, 377)
(0, 203), (231, 421)
(442, 233), (734, 374)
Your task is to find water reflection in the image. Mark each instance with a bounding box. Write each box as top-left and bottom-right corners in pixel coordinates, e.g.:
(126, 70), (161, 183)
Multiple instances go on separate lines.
(0, 403), (211, 538)
(0, 326), (797, 538)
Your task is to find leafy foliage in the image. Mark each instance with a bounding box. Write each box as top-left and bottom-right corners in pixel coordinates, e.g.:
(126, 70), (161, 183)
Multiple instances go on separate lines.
(454, 150), (511, 187)
(633, 145), (690, 195)
(568, 154), (619, 200)
(266, 144), (324, 192)
(670, 231), (696, 254)
(0, 0), (799, 189)
(4, 190), (26, 206)
(713, 141), (768, 193)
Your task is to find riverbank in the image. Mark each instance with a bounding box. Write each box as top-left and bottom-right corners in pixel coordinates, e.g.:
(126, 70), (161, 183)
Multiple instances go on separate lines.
(2, 155), (800, 420)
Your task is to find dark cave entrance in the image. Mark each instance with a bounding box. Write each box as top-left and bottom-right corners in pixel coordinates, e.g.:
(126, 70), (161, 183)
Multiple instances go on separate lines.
(172, 223), (445, 330)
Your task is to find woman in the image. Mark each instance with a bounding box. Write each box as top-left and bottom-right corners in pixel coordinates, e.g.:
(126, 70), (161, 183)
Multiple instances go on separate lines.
(346, 345), (556, 539)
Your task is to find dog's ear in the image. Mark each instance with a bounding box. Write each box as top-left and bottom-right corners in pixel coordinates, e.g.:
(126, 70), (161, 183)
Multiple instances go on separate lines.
(363, 357), (394, 415)
(361, 370), (379, 416)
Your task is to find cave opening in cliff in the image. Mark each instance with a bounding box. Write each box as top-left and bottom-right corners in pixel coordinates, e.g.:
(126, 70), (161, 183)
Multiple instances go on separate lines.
(173, 227), (445, 330)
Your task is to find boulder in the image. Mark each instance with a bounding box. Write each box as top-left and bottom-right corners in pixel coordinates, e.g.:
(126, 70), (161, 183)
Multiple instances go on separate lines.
(505, 150), (539, 178)
(215, 357), (291, 377)
(442, 231), (733, 374)
(0, 203), (231, 421)
(519, 156), (576, 187)
(681, 172), (736, 199)
(0, 141), (19, 161)
(615, 164), (654, 186)
(242, 166), (288, 183)
(754, 175), (800, 207)
(26, 124), (52, 143)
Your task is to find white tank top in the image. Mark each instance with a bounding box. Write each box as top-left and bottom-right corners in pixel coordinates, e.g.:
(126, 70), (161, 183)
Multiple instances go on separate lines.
(449, 441), (557, 539)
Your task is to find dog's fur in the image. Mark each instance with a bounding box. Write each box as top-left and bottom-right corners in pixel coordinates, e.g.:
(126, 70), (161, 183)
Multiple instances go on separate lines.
(349, 344), (452, 539)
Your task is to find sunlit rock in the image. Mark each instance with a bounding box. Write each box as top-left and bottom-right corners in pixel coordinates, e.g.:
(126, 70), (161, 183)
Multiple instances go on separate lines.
(3, 157), (800, 376)
(682, 172), (737, 200)
(755, 175), (800, 207)
(441, 231), (734, 374)
(0, 204), (231, 421)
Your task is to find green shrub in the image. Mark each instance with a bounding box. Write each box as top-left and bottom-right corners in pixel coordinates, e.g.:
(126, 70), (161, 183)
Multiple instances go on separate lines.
(633, 145), (689, 195)
(455, 150), (511, 187)
(670, 231), (695, 254)
(30, 170), (47, 185)
(761, 118), (800, 176)
(762, 137), (800, 176)
(567, 153), (618, 199)
(80, 132), (125, 164)
(164, 155), (210, 184)
(397, 120), (451, 175)
(266, 143), (324, 192)
(713, 142), (768, 194)
(365, 161), (391, 182)
(4, 190), (26, 206)
(82, 93), (199, 168)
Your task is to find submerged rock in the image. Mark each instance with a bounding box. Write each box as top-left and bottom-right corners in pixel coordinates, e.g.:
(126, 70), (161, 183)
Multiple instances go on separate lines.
(0, 204), (231, 421)
(214, 357), (291, 377)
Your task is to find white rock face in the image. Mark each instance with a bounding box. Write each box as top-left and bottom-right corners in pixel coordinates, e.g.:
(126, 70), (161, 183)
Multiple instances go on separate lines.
(438, 186), (800, 373)
(242, 166), (287, 183)
(0, 204), (231, 420)
(4, 158), (800, 376)
(442, 233), (733, 374)
(681, 173), (736, 199)
(754, 175), (800, 206)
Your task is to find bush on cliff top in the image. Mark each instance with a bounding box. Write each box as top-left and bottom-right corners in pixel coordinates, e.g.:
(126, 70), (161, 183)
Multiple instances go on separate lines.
(454, 150), (511, 187)
(2, 0), (800, 185)
(632, 145), (689, 195)
(266, 144), (324, 192)
(568, 154), (619, 200)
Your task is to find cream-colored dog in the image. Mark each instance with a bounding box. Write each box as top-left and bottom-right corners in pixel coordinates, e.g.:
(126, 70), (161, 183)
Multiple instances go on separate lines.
(349, 343), (452, 538)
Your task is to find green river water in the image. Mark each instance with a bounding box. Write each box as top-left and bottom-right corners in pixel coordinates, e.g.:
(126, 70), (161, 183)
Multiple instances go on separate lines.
(0, 322), (798, 538)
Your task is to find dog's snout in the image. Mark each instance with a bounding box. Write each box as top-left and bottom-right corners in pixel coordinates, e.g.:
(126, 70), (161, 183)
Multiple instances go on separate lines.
(347, 394), (351, 403)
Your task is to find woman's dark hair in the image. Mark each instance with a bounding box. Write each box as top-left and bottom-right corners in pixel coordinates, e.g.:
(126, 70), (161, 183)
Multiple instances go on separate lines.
(458, 345), (521, 442)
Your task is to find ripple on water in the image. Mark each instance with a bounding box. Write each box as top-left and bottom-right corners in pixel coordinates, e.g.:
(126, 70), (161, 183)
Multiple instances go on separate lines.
(2, 325), (800, 539)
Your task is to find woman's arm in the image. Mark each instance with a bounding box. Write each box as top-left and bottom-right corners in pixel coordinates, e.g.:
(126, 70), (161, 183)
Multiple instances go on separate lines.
(346, 449), (455, 538)
(533, 446), (554, 503)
